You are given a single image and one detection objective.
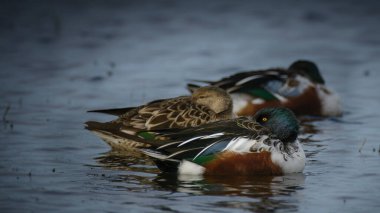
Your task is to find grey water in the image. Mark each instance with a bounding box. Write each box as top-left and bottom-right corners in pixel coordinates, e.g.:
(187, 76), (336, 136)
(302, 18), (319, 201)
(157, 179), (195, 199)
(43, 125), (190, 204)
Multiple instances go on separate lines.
(1, 0), (380, 212)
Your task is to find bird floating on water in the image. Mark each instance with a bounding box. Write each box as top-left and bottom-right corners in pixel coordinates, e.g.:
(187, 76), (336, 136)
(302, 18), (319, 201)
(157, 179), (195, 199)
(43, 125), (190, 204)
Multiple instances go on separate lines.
(188, 60), (342, 117)
(116, 107), (305, 176)
(85, 86), (234, 150)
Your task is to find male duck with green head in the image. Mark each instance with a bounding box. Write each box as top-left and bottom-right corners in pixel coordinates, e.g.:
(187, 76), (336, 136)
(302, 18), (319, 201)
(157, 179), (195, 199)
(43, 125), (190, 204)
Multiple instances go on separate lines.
(188, 60), (342, 117)
(123, 107), (305, 176)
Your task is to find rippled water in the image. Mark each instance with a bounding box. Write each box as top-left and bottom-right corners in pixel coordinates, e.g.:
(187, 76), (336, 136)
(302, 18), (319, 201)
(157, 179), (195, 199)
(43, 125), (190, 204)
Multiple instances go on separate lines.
(1, 1), (380, 212)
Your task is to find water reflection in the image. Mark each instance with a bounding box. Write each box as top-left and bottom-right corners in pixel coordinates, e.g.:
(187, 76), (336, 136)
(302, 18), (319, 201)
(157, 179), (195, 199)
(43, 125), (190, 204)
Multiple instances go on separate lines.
(155, 173), (305, 196)
(154, 172), (305, 212)
(94, 150), (306, 212)
(94, 150), (157, 172)
(299, 116), (323, 135)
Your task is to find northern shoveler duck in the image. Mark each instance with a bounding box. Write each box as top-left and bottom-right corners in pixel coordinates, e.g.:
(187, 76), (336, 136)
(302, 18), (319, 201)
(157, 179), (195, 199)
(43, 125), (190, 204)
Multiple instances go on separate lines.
(187, 60), (342, 117)
(125, 107), (305, 176)
(85, 86), (234, 150)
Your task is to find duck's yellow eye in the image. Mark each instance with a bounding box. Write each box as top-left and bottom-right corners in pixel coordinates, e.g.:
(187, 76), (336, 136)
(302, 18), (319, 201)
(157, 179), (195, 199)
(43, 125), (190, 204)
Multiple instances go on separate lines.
(262, 117), (268, 122)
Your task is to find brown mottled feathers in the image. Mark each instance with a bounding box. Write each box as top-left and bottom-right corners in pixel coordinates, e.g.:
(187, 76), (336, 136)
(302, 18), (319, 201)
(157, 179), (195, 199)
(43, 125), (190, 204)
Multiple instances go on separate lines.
(117, 96), (218, 131)
(86, 86), (233, 142)
(236, 117), (270, 133)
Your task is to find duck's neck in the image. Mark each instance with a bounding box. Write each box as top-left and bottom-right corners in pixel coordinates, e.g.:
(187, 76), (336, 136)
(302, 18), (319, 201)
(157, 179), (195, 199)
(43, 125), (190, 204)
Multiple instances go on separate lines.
(216, 107), (234, 119)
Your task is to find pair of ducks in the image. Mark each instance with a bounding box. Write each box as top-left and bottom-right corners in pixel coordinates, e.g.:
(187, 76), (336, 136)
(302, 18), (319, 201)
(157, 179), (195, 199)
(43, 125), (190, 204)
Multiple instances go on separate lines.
(86, 60), (342, 176)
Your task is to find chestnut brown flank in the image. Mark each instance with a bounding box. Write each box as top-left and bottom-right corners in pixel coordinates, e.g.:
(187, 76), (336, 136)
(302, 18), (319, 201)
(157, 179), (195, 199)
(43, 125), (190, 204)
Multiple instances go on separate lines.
(204, 151), (283, 176)
(236, 87), (321, 116)
(237, 100), (281, 116)
(284, 87), (321, 115)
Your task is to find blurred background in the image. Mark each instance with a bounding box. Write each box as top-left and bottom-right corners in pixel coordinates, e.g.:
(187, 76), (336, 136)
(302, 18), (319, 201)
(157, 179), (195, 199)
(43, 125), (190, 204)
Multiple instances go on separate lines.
(1, 0), (380, 212)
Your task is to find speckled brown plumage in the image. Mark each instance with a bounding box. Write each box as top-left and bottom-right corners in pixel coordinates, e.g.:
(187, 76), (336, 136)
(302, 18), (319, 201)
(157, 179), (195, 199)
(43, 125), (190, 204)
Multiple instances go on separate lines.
(85, 86), (234, 149)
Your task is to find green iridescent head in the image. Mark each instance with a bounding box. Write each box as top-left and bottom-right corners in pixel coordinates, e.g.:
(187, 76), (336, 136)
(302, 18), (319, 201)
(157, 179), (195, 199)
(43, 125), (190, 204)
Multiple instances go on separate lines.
(254, 107), (299, 143)
(289, 60), (325, 84)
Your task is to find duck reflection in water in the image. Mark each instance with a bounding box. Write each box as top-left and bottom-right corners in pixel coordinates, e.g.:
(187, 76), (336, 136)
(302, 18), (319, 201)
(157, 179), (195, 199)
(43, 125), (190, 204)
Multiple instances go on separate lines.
(156, 172), (305, 212)
(94, 151), (305, 213)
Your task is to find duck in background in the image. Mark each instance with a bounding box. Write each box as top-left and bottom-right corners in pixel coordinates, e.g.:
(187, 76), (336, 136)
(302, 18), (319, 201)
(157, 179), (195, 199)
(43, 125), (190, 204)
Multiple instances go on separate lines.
(85, 86), (234, 150)
(187, 60), (342, 117)
(117, 107), (305, 176)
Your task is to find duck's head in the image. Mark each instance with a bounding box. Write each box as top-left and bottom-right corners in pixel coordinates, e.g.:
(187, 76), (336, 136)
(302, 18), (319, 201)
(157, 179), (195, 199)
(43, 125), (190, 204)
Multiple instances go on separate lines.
(254, 107), (299, 143)
(192, 86), (232, 114)
(289, 60), (325, 85)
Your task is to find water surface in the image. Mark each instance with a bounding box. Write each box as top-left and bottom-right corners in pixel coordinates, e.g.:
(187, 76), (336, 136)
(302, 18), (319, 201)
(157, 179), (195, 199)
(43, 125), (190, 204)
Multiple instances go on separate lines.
(1, 1), (380, 212)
